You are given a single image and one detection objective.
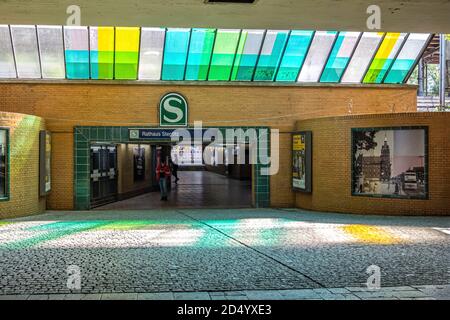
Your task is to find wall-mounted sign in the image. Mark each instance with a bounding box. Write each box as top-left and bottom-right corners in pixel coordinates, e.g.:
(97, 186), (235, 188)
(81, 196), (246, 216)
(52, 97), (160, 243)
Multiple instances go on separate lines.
(133, 146), (145, 181)
(129, 128), (218, 141)
(351, 127), (428, 199)
(292, 131), (312, 193)
(39, 130), (51, 196)
(159, 92), (188, 127)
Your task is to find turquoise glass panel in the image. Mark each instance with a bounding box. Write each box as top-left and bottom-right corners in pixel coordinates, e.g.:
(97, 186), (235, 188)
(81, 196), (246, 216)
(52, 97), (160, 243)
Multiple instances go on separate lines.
(254, 31), (289, 81)
(384, 59), (415, 83)
(65, 50), (89, 79)
(320, 32), (360, 83)
(185, 28), (215, 80)
(384, 33), (430, 84)
(162, 29), (191, 80)
(276, 30), (314, 81)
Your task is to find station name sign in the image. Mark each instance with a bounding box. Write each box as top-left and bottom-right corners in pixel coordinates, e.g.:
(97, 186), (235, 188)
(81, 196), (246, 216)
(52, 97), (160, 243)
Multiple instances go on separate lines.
(129, 128), (218, 141)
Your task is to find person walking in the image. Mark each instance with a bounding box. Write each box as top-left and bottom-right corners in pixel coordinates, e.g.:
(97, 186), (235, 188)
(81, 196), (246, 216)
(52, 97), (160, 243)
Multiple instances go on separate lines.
(169, 158), (179, 184)
(156, 160), (171, 201)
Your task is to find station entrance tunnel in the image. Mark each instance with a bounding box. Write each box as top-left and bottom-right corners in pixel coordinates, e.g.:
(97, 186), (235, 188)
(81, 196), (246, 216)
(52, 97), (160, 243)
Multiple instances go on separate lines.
(90, 142), (253, 210)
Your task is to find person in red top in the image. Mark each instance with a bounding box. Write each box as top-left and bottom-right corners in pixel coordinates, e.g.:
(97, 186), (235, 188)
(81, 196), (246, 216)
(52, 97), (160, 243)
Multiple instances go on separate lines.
(156, 160), (171, 201)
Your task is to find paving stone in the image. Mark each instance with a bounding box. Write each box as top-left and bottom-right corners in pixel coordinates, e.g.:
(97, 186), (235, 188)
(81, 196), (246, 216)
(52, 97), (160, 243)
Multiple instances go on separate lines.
(393, 290), (429, 298)
(278, 289), (320, 300)
(0, 295), (29, 300)
(328, 288), (351, 294)
(209, 292), (226, 296)
(48, 294), (66, 300)
(380, 286), (415, 291)
(64, 293), (84, 300)
(244, 290), (284, 300)
(80, 294), (102, 300)
(138, 292), (174, 300)
(27, 295), (49, 300)
(173, 292), (211, 300)
(224, 291), (246, 296)
(226, 295), (248, 300)
(101, 293), (138, 300)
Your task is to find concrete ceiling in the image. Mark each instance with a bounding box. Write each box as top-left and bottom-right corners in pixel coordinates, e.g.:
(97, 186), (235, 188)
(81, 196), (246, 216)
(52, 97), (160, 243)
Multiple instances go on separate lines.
(0, 0), (449, 33)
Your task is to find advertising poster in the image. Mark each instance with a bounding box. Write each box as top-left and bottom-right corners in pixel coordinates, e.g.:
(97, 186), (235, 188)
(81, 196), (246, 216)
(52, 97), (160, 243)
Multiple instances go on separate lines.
(39, 130), (51, 196)
(352, 127), (428, 199)
(133, 146), (145, 181)
(292, 131), (312, 192)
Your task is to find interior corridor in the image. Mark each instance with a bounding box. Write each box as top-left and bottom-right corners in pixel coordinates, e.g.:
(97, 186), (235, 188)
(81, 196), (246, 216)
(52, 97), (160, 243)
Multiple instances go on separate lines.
(95, 170), (252, 210)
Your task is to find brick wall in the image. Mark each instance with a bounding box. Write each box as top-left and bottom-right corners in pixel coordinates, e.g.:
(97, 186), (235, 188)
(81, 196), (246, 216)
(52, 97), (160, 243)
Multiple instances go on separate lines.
(0, 82), (418, 210)
(0, 112), (46, 218)
(295, 112), (450, 215)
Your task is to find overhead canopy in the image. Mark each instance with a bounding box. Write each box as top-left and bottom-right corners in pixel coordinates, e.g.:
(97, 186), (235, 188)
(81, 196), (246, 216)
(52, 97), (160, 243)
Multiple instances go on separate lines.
(0, 0), (449, 34)
(0, 25), (432, 84)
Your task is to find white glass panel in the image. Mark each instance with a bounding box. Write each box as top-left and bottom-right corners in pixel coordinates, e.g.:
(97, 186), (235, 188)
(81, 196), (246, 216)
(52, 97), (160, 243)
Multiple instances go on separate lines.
(297, 31), (337, 82)
(320, 32), (361, 82)
(384, 33), (431, 84)
(10, 25), (41, 78)
(138, 27), (165, 80)
(37, 25), (65, 79)
(0, 25), (16, 78)
(341, 32), (384, 83)
(63, 26), (89, 79)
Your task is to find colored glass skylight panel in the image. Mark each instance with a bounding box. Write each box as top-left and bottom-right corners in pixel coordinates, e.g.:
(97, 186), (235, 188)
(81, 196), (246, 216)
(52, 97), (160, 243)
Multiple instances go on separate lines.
(363, 32), (407, 83)
(162, 28), (191, 80)
(185, 28), (216, 80)
(276, 30), (314, 82)
(231, 29), (264, 81)
(90, 27), (114, 79)
(320, 32), (360, 83)
(10, 25), (41, 78)
(0, 25), (16, 78)
(138, 27), (165, 80)
(64, 26), (89, 79)
(115, 27), (140, 80)
(384, 33), (430, 84)
(37, 25), (65, 79)
(341, 32), (384, 83)
(254, 30), (289, 81)
(208, 29), (241, 81)
(297, 31), (337, 82)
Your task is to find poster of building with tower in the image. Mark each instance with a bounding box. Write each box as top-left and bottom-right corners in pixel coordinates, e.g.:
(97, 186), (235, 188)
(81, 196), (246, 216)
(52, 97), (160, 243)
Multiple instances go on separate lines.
(352, 127), (428, 199)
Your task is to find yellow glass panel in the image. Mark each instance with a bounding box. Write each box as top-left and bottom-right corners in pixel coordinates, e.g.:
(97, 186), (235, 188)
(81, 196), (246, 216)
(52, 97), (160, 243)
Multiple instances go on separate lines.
(115, 27), (140, 52)
(375, 33), (400, 59)
(98, 27), (114, 51)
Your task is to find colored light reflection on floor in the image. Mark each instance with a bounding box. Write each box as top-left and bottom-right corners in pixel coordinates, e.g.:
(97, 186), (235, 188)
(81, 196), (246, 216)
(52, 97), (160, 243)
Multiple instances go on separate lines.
(0, 218), (408, 250)
(0, 220), (208, 249)
(342, 224), (400, 245)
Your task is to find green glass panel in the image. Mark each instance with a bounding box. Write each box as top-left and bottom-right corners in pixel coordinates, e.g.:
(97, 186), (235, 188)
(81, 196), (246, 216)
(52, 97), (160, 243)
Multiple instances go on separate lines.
(208, 29), (241, 81)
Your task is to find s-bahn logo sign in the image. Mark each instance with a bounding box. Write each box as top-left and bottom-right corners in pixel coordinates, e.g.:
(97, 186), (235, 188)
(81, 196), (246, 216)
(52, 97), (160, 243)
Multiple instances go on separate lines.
(159, 92), (188, 127)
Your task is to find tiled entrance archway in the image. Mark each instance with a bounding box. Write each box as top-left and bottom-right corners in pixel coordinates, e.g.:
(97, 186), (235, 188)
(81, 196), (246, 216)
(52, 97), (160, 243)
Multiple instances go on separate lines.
(73, 126), (270, 210)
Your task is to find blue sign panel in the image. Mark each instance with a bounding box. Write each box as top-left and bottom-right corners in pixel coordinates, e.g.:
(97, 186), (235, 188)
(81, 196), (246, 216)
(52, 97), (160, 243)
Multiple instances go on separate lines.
(129, 128), (217, 141)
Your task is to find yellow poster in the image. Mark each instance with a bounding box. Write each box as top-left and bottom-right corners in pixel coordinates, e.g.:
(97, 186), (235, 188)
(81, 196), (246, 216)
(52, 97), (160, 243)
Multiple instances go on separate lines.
(292, 133), (306, 189)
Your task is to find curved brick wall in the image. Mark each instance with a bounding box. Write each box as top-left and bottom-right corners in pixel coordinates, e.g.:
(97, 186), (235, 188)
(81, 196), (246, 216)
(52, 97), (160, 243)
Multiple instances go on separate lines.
(0, 112), (46, 218)
(295, 112), (450, 216)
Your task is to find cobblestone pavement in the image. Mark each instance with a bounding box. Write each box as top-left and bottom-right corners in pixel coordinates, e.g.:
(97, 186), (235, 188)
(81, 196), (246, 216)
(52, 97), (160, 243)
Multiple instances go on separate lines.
(0, 209), (449, 299)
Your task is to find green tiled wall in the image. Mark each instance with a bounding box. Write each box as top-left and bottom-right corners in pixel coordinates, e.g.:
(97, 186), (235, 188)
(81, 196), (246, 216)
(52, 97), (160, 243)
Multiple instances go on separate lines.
(73, 126), (270, 209)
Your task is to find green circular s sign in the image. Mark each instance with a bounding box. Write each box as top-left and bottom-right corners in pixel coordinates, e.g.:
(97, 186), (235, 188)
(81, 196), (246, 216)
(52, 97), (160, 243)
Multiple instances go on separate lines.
(159, 92), (188, 127)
